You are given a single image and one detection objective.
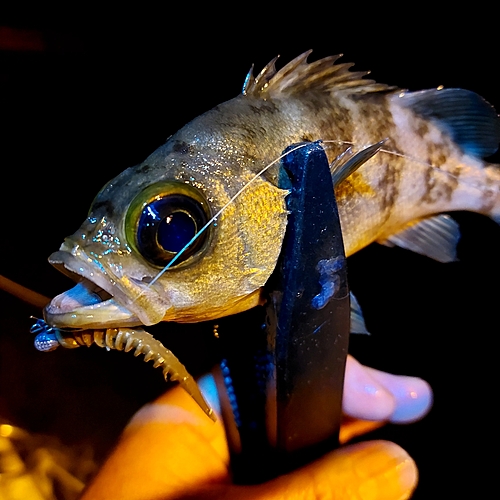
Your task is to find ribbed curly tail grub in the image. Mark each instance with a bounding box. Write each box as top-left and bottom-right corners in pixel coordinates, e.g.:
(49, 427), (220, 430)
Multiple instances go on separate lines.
(31, 319), (215, 421)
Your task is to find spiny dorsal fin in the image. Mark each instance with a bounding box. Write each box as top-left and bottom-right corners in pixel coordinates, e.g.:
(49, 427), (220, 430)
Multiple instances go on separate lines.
(242, 56), (279, 95)
(243, 51), (395, 97)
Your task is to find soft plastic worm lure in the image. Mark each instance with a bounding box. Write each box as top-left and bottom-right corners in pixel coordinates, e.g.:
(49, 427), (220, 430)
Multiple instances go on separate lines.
(31, 319), (215, 421)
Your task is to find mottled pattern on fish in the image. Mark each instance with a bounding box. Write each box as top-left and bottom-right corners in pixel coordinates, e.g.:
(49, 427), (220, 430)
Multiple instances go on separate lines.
(137, 53), (500, 257)
(44, 52), (500, 330)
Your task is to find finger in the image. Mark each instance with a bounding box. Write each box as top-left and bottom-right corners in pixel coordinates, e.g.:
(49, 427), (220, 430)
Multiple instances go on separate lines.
(339, 417), (385, 444)
(342, 356), (433, 423)
(364, 366), (433, 423)
(80, 376), (230, 500)
(188, 441), (418, 500)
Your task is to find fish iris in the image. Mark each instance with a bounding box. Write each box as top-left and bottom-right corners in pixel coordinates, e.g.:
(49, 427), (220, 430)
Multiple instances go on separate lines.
(126, 181), (212, 268)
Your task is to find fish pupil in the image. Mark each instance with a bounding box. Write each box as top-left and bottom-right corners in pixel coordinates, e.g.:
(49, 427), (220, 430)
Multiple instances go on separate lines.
(157, 211), (196, 253)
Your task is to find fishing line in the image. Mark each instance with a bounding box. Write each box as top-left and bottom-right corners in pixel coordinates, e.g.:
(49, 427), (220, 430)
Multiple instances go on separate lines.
(322, 139), (476, 186)
(323, 139), (437, 170)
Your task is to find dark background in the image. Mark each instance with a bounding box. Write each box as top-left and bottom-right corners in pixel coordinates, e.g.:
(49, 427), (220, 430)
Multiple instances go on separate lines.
(0, 8), (497, 499)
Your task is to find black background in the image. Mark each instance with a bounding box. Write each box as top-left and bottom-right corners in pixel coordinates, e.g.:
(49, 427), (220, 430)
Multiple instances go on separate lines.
(0, 7), (497, 499)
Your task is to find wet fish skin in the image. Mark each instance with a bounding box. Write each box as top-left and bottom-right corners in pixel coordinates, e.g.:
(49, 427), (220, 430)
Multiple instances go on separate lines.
(44, 52), (500, 330)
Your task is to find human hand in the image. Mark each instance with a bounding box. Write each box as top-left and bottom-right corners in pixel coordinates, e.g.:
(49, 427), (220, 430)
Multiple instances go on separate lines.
(80, 355), (432, 500)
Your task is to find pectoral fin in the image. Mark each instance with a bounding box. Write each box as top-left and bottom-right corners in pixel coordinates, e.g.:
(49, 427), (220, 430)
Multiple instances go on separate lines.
(331, 140), (386, 186)
(350, 291), (369, 335)
(378, 214), (460, 263)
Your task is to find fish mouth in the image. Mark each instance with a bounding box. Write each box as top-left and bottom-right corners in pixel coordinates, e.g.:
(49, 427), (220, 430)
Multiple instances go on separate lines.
(44, 276), (141, 329)
(44, 247), (167, 329)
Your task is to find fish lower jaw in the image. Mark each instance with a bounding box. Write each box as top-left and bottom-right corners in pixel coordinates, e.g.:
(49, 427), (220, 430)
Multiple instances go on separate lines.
(44, 278), (142, 329)
(44, 296), (142, 330)
(46, 250), (156, 329)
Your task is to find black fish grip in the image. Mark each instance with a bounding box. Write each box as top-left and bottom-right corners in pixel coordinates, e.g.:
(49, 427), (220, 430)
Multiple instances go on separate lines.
(215, 141), (350, 483)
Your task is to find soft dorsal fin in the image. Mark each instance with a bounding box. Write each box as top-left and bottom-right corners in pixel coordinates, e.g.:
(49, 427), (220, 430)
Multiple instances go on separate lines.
(398, 88), (500, 158)
(243, 51), (395, 98)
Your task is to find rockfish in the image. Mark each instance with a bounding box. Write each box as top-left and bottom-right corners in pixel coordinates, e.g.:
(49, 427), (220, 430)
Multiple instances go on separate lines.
(44, 51), (500, 332)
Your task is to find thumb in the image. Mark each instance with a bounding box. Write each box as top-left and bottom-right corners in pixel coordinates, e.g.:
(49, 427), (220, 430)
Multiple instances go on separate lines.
(196, 440), (418, 500)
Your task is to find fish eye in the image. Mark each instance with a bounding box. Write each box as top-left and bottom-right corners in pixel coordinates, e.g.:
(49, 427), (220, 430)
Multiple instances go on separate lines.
(126, 182), (212, 268)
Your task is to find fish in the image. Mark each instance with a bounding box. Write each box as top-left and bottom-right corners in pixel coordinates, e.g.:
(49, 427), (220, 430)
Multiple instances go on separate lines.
(43, 50), (500, 335)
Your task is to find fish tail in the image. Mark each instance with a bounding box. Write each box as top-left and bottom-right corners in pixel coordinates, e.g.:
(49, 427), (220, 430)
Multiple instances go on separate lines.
(397, 86), (500, 222)
(484, 164), (500, 224)
(452, 162), (500, 224)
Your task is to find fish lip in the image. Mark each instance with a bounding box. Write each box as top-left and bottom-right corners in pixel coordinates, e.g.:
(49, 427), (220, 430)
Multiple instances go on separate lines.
(44, 249), (148, 329)
(44, 294), (142, 329)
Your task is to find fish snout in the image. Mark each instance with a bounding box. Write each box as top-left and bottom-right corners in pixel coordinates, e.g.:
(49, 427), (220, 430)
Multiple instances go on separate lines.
(46, 243), (170, 329)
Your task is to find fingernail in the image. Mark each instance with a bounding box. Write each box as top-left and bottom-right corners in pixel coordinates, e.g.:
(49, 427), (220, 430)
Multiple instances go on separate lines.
(353, 441), (418, 499)
(365, 368), (433, 423)
(389, 377), (432, 423)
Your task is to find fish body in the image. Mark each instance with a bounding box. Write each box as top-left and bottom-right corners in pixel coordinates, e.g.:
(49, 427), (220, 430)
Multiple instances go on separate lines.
(44, 52), (500, 330)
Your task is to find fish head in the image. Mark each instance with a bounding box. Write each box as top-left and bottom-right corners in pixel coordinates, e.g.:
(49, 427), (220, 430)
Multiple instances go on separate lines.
(44, 136), (289, 330)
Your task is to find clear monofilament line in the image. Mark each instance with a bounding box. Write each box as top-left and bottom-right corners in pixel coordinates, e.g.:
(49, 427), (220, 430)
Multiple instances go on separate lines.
(322, 139), (463, 182)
